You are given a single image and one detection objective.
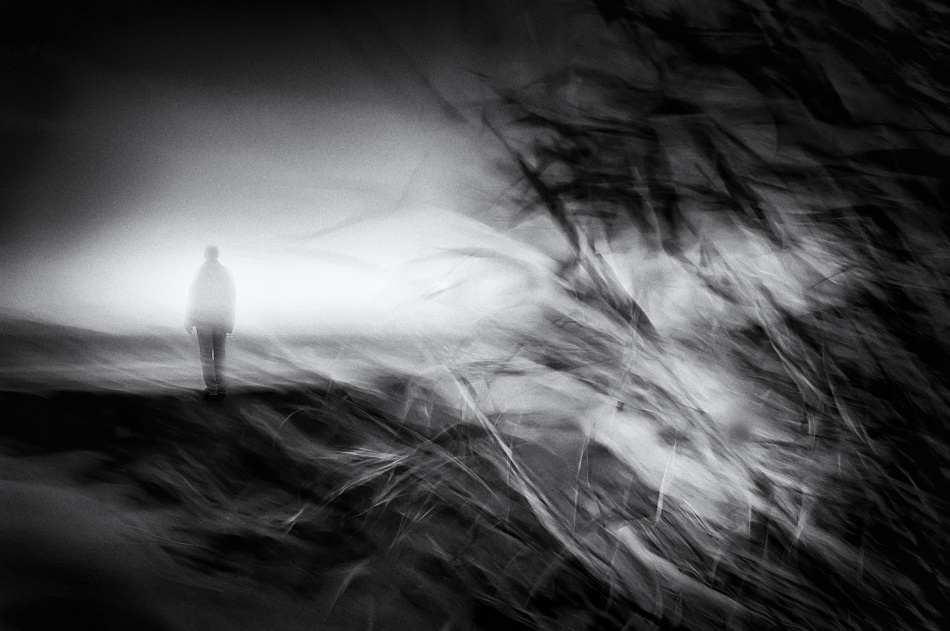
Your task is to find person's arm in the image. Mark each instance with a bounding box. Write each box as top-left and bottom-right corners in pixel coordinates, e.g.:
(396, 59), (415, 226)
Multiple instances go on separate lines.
(225, 271), (236, 334)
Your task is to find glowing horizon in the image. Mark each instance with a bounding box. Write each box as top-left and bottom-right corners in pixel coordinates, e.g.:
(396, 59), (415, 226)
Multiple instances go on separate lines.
(0, 2), (601, 337)
(0, 202), (555, 336)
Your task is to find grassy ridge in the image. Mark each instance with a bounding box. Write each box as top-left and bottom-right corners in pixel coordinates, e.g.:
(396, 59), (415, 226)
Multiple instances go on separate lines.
(3, 297), (945, 631)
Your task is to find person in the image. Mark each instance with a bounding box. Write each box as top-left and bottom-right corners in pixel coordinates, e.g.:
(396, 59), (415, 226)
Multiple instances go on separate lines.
(185, 245), (236, 396)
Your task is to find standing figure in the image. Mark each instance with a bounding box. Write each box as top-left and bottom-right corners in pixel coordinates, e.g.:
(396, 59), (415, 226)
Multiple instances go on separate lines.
(186, 245), (236, 396)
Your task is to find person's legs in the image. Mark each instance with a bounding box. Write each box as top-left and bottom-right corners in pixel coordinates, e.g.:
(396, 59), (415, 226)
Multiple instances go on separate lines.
(195, 327), (217, 392)
(211, 328), (227, 394)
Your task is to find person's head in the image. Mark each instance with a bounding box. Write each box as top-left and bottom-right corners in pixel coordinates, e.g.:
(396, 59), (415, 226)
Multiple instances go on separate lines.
(204, 245), (219, 262)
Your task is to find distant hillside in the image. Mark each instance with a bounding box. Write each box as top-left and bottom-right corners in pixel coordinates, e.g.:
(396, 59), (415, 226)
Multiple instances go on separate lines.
(0, 315), (439, 394)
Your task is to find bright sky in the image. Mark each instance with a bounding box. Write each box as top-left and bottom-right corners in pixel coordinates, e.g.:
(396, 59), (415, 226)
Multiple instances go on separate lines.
(0, 1), (604, 334)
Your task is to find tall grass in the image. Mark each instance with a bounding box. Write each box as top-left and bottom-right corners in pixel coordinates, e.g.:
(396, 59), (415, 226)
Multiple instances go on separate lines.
(433, 0), (950, 629)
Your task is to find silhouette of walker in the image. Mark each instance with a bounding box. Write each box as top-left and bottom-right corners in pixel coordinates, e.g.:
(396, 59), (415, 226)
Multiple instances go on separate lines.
(185, 245), (236, 396)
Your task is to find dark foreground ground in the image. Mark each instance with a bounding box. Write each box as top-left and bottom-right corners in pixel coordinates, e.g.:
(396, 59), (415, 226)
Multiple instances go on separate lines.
(1, 315), (949, 631)
(0, 383), (636, 631)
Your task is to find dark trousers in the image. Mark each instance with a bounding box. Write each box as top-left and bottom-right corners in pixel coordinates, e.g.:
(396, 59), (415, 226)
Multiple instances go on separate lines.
(196, 326), (227, 391)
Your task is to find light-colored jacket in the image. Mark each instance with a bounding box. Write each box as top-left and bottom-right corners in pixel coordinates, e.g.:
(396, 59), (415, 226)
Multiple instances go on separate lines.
(186, 261), (236, 331)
